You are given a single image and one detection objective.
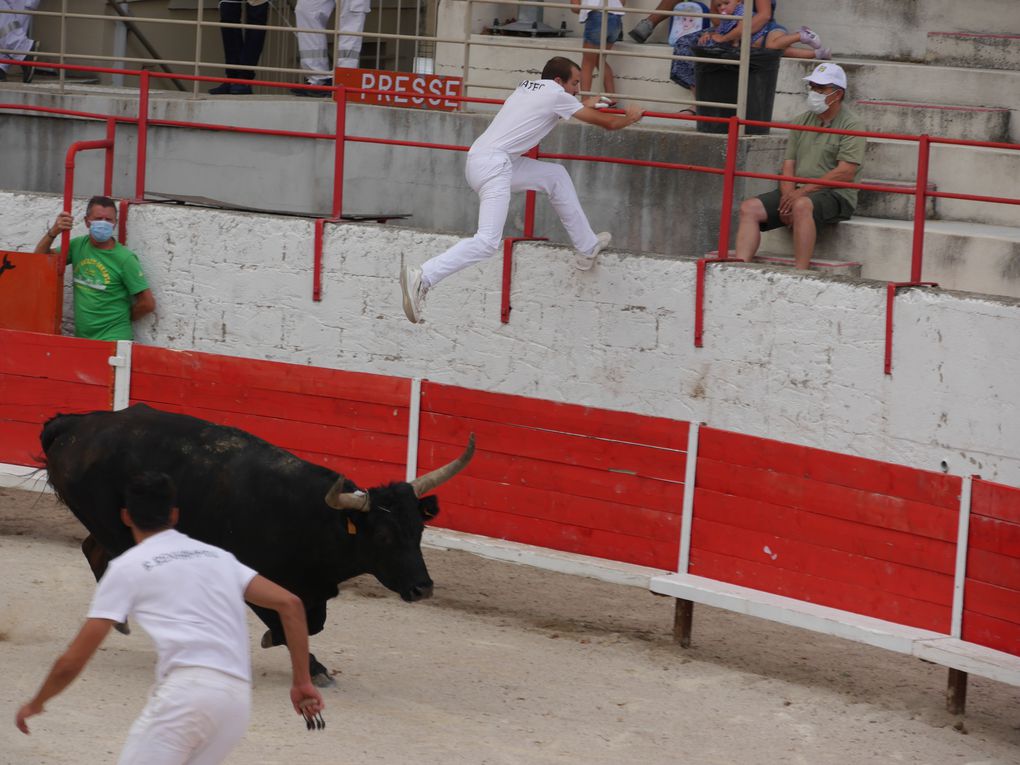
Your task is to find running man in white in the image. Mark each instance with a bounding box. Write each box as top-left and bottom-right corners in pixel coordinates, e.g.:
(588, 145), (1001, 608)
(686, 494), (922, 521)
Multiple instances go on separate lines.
(400, 55), (643, 324)
(15, 471), (324, 764)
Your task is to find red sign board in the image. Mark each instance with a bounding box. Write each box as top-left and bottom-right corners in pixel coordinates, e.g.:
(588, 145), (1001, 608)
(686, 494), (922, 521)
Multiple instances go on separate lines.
(334, 69), (462, 111)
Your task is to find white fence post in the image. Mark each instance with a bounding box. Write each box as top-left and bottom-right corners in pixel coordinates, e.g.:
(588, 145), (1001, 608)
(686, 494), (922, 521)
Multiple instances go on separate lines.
(108, 340), (133, 411)
(405, 377), (423, 481)
(677, 421), (701, 575)
(950, 475), (974, 639)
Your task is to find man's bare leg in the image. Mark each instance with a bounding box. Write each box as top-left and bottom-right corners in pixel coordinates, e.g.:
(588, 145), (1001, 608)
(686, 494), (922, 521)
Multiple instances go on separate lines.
(790, 196), (817, 269)
(735, 197), (767, 261)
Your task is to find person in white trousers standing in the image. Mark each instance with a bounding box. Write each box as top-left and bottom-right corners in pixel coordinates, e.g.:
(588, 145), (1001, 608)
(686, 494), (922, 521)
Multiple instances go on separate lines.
(292, 0), (369, 95)
(15, 472), (325, 764)
(0, 0), (41, 83)
(400, 55), (643, 324)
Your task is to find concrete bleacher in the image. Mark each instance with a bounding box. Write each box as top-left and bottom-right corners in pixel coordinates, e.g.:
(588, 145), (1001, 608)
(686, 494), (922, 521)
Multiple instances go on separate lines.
(436, 0), (1020, 295)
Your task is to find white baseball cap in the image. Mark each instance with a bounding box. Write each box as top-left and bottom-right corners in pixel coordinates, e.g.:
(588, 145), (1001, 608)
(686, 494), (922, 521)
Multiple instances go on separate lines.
(803, 63), (847, 91)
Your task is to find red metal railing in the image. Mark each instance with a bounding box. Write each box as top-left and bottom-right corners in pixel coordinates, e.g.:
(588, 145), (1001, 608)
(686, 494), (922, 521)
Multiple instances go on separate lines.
(3, 59), (1020, 371)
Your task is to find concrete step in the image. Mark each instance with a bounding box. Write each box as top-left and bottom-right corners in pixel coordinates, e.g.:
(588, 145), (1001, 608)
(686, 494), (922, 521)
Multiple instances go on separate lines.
(926, 32), (1020, 71)
(853, 100), (1010, 143)
(857, 179), (936, 221)
(708, 249), (862, 277)
(773, 58), (1020, 142)
(861, 139), (1020, 228)
(760, 216), (1020, 298)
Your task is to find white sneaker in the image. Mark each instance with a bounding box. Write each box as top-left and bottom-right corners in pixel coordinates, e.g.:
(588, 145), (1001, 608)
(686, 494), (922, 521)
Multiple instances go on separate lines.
(400, 264), (428, 323)
(574, 232), (611, 271)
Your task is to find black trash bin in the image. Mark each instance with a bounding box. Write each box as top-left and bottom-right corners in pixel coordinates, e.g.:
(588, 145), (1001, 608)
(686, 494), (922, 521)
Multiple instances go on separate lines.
(694, 46), (781, 135)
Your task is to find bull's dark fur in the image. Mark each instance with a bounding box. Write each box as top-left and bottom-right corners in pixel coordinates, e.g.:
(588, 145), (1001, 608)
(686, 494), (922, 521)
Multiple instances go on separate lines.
(41, 404), (441, 684)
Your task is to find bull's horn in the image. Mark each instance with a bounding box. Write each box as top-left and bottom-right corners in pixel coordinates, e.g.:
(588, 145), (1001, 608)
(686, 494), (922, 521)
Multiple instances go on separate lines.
(324, 478), (370, 512)
(410, 434), (475, 497)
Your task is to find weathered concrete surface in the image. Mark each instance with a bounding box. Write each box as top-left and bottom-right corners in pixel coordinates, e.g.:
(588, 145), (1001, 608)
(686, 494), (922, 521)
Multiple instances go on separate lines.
(3, 191), (1020, 488)
(0, 85), (783, 259)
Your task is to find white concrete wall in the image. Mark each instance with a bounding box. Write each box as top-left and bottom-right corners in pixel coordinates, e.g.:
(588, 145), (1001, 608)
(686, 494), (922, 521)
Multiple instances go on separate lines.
(4, 190), (1019, 487)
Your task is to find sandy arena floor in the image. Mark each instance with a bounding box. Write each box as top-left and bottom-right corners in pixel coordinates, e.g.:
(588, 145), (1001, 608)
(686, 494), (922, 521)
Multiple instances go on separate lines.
(1, 485), (1018, 765)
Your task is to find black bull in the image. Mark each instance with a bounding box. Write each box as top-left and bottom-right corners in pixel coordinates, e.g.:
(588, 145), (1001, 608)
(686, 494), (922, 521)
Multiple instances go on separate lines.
(41, 404), (475, 686)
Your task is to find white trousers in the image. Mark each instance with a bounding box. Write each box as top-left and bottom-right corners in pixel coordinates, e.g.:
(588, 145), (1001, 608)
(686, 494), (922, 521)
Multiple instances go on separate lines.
(0, 0), (41, 73)
(117, 666), (252, 765)
(295, 0), (370, 82)
(421, 150), (599, 287)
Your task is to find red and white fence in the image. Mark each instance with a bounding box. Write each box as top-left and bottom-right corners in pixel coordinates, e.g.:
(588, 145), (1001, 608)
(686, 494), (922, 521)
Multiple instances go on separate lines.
(1, 327), (1017, 710)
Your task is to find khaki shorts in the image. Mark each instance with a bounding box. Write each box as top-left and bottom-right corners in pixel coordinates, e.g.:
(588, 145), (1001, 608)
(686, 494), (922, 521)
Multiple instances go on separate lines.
(757, 188), (854, 231)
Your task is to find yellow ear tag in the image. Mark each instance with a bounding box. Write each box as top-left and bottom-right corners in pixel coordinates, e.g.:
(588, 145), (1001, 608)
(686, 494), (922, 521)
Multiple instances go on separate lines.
(347, 518), (357, 535)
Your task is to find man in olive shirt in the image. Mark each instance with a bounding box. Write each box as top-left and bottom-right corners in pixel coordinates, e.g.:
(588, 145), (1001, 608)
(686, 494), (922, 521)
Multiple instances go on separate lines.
(35, 195), (156, 340)
(735, 63), (865, 270)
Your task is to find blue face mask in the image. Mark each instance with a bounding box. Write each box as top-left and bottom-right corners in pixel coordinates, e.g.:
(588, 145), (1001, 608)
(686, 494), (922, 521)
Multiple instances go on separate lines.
(89, 219), (115, 243)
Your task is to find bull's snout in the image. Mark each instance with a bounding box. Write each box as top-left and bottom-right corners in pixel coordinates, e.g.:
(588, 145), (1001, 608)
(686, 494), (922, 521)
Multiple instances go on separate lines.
(402, 582), (434, 602)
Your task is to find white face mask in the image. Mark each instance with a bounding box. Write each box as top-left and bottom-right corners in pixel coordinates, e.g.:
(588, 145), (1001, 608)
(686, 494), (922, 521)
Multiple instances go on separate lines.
(806, 89), (834, 114)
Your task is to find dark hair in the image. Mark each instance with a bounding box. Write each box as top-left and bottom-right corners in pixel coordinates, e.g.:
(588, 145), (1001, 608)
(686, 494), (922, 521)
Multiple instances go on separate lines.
(86, 195), (117, 218)
(541, 56), (579, 83)
(125, 472), (177, 531)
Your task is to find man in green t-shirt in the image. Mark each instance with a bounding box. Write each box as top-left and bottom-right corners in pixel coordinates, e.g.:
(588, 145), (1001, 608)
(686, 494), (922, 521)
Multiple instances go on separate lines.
(35, 195), (156, 341)
(734, 63), (866, 270)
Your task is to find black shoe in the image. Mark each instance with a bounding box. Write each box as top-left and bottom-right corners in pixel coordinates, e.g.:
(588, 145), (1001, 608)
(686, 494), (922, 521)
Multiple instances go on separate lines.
(290, 79), (332, 97)
(22, 40), (38, 83)
(231, 83), (253, 95)
(209, 82), (233, 95)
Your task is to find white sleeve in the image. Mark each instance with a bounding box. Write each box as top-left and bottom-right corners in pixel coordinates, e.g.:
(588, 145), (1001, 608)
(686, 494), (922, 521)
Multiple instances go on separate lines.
(87, 562), (135, 623)
(554, 92), (584, 121)
(232, 555), (259, 594)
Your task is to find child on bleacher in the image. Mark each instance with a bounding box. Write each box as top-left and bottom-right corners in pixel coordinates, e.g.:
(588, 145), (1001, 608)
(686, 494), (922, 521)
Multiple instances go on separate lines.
(699, 0), (830, 59)
(570, 0), (627, 105)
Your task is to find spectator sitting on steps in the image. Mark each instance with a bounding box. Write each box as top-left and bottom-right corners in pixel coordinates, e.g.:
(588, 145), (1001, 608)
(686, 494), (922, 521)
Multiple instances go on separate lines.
(631, 0), (777, 45)
(699, 0), (830, 59)
(734, 63), (865, 270)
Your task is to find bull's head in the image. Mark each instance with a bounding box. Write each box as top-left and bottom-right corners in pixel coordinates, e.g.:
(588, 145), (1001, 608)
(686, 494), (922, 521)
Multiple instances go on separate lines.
(323, 434), (475, 601)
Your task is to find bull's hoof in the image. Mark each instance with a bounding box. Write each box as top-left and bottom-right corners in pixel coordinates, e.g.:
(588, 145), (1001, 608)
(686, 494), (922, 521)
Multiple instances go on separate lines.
(115, 621), (131, 635)
(312, 671), (335, 688)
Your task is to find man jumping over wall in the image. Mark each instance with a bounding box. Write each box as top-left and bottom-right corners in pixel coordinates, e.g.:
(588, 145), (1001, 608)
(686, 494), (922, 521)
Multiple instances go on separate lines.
(399, 55), (644, 324)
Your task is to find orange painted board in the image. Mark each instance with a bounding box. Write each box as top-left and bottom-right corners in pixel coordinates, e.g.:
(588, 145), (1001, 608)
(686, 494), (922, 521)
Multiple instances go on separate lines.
(696, 457), (958, 542)
(131, 373), (408, 436)
(421, 412), (685, 482)
(0, 329), (114, 385)
(694, 487), (957, 573)
(961, 611), (1020, 657)
(971, 478), (1020, 524)
(962, 579), (1020, 627)
(132, 345), (409, 407)
(0, 421), (46, 465)
(415, 439), (684, 513)
(432, 501), (677, 569)
(967, 515), (1020, 558)
(0, 251), (62, 334)
(422, 381), (689, 451)
(689, 548), (951, 633)
(131, 401), (408, 465)
(690, 517), (954, 606)
(699, 426), (961, 510)
(430, 474), (681, 541)
(965, 548), (1020, 592)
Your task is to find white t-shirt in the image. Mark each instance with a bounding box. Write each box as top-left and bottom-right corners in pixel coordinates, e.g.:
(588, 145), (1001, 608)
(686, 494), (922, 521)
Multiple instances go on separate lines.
(470, 79), (583, 159)
(89, 529), (258, 683)
(578, 0), (625, 23)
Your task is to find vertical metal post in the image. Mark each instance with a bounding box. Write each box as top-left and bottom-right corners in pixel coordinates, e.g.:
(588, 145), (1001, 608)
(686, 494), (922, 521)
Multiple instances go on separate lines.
(734, 0), (751, 134)
(135, 71), (150, 200)
(112, 2), (128, 87)
(104, 118), (116, 196)
(58, 0), (67, 93)
(884, 282), (896, 375)
(332, 86), (347, 219)
(715, 116), (740, 258)
(193, 0), (205, 97)
(461, 0), (472, 106)
(910, 135), (931, 283)
(595, 0), (608, 96)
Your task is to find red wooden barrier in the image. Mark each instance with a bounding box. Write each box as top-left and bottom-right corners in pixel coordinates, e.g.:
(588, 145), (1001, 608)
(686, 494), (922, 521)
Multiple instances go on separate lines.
(965, 478), (1020, 654)
(0, 329), (114, 465)
(0, 250), (63, 334)
(691, 427), (962, 633)
(418, 382), (688, 568)
(129, 345), (411, 487)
